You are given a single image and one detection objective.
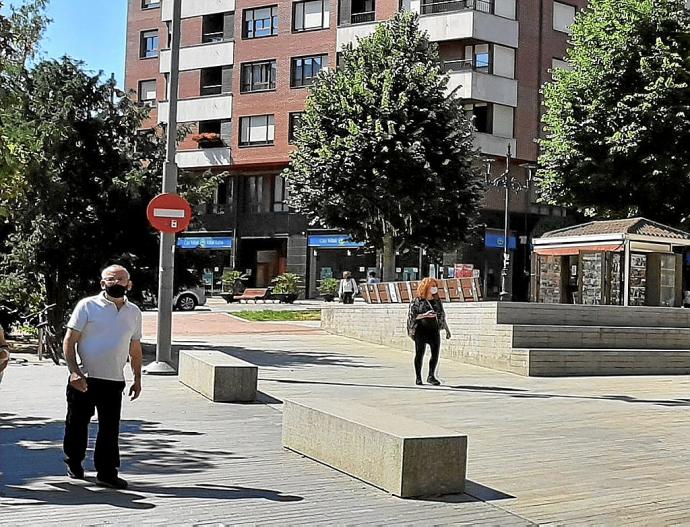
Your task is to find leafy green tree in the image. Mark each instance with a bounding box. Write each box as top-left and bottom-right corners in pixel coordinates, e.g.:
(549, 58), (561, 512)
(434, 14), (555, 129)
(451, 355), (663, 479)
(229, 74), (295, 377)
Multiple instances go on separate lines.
(284, 11), (483, 280)
(1, 57), (219, 325)
(0, 0), (49, 213)
(539, 0), (690, 224)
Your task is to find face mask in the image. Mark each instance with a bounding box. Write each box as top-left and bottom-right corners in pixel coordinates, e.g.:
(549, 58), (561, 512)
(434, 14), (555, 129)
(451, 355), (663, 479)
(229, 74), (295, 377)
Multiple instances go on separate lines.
(105, 284), (127, 299)
(430, 287), (439, 295)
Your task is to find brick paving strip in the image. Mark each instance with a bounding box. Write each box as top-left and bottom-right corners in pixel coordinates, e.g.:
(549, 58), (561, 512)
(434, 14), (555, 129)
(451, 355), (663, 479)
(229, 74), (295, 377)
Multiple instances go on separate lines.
(2, 311), (690, 525)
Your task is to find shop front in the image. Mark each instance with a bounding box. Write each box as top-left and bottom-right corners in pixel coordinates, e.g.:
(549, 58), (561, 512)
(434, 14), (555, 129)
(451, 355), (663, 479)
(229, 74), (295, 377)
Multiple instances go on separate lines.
(306, 233), (375, 298)
(176, 233), (235, 294)
(531, 218), (690, 307)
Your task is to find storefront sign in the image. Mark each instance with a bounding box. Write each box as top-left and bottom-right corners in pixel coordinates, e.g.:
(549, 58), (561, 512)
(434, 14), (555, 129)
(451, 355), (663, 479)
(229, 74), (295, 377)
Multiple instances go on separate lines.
(177, 236), (233, 250)
(308, 235), (364, 248)
(485, 232), (517, 250)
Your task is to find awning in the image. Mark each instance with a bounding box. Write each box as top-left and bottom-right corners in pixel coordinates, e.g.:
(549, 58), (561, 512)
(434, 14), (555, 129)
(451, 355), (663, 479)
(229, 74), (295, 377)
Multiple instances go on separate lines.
(534, 244), (624, 256)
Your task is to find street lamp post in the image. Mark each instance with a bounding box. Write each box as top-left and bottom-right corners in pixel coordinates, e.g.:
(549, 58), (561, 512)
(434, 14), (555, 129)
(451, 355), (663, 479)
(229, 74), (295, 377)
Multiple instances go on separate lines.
(486, 145), (533, 302)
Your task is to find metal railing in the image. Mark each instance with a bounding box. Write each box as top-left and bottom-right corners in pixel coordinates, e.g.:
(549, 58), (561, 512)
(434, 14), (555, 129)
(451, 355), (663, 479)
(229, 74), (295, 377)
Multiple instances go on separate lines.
(350, 11), (375, 24)
(420, 0), (493, 15)
(200, 84), (223, 96)
(443, 58), (491, 73)
(202, 31), (225, 43)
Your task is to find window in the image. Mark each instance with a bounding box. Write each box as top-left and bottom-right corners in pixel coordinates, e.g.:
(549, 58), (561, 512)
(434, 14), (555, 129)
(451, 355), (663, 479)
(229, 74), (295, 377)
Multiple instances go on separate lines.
(273, 175), (289, 212)
(140, 30), (159, 58)
(240, 60), (277, 93)
(244, 175), (271, 213)
(202, 13), (225, 43)
(350, 0), (374, 24)
(243, 6), (279, 39)
(240, 115), (275, 146)
(142, 0), (160, 9)
(288, 113), (303, 143)
(213, 176), (234, 214)
(196, 120), (224, 149)
(138, 80), (157, 105)
(551, 58), (572, 72)
(291, 54), (328, 88)
(464, 103), (491, 134)
(201, 68), (223, 96)
(293, 0), (329, 31)
(553, 2), (575, 34)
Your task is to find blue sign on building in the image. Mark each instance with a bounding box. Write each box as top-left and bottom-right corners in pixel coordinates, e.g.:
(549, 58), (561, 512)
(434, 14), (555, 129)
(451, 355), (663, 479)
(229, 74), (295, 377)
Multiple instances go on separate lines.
(307, 235), (364, 248)
(485, 232), (517, 250)
(177, 236), (233, 250)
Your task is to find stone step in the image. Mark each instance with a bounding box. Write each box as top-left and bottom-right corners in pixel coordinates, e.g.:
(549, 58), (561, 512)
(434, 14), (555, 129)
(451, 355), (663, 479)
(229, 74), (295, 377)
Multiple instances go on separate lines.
(497, 302), (690, 328)
(523, 348), (690, 377)
(512, 325), (690, 350)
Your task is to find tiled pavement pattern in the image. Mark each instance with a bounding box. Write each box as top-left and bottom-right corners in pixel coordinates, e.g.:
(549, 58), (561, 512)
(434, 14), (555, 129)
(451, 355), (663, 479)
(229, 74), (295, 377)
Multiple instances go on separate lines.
(3, 310), (690, 525)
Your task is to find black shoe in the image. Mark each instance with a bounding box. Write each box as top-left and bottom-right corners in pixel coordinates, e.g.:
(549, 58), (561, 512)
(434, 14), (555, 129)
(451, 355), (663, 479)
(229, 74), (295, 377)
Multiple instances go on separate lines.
(65, 459), (85, 480)
(415, 378), (423, 385)
(96, 475), (128, 490)
(427, 376), (441, 386)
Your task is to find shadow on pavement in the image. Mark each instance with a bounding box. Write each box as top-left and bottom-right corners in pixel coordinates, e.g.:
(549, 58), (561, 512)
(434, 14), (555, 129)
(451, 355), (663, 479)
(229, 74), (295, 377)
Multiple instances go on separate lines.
(142, 342), (381, 372)
(414, 480), (515, 504)
(0, 412), (244, 488)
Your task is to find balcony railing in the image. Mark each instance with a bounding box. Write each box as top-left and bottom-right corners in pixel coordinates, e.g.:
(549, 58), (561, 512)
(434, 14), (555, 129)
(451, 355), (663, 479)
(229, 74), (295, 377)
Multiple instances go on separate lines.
(420, 0), (493, 15)
(202, 31), (225, 43)
(201, 84), (223, 96)
(443, 58), (491, 73)
(350, 11), (375, 24)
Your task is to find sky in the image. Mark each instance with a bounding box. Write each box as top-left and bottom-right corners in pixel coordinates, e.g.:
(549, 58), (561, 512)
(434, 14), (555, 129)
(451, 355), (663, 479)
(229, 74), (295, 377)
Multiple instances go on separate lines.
(36, 0), (128, 86)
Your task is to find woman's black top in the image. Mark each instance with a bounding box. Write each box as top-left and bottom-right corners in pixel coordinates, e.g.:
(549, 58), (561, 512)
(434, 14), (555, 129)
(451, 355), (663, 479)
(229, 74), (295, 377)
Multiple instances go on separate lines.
(406, 298), (447, 338)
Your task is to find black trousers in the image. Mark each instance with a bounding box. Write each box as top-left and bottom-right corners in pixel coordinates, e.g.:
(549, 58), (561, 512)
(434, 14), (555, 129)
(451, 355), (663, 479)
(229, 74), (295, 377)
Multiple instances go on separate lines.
(63, 377), (126, 478)
(342, 292), (354, 304)
(414, 329), (441, 379)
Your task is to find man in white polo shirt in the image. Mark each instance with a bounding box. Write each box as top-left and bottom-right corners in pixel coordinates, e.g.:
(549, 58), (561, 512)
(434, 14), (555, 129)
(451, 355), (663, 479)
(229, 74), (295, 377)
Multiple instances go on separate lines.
(62, 264), (143, 490)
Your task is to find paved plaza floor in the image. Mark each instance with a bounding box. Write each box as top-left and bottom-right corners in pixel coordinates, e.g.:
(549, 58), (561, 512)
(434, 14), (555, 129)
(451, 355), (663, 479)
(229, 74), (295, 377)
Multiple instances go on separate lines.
(3, 310), (690, 525)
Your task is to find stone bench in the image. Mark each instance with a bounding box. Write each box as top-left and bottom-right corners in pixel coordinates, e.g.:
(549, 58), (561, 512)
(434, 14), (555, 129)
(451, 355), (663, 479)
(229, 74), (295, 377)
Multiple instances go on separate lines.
(282, 398), (467, 498)
(178, 350), (257, 402)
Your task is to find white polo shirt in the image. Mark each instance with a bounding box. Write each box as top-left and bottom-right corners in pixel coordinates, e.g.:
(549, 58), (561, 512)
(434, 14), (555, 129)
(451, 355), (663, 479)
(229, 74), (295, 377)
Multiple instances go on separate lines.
(67, 293), (142, 382)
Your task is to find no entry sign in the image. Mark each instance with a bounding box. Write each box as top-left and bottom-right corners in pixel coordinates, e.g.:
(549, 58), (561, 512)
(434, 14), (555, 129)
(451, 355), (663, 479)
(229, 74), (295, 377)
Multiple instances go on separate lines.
(146, 193), (192, 234)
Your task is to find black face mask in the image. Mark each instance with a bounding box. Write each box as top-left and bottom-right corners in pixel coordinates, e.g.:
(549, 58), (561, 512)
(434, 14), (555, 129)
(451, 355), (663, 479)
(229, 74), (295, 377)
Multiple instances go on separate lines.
(105, 284), (127, 299)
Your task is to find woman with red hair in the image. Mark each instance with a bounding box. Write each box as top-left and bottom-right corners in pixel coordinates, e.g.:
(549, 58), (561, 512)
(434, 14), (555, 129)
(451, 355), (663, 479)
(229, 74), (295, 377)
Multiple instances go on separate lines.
(406, 277), (451, 385)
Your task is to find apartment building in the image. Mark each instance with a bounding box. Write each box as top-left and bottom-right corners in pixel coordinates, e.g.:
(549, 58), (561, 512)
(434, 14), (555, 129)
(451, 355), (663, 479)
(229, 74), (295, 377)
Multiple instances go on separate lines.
(125, 0), (586, 299)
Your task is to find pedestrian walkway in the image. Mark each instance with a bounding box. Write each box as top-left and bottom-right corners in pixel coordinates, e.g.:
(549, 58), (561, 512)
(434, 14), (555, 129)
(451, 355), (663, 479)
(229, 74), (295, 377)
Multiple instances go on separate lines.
(3, 314), (690, 525)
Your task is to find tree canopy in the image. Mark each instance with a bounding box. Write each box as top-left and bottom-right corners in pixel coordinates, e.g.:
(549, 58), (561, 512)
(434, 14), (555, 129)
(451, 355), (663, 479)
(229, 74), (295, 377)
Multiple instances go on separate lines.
(284, 11), (483, 279)
(539, 0), (690, 225)
(0, 57), (219, 325)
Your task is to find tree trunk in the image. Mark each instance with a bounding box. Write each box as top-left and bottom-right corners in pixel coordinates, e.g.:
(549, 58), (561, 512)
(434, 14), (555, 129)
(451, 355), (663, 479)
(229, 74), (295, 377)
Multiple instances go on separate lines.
(382, 233), (396, 282)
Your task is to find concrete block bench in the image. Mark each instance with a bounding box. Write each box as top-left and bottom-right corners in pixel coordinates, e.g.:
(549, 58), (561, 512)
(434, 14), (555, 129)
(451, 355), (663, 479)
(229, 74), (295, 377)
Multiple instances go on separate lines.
(282, 398), (467, 498)
(178, 350), (257, 402)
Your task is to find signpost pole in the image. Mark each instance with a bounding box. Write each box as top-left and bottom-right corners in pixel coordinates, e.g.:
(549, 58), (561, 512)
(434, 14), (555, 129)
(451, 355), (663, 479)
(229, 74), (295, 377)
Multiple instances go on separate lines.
(145, 0), (182, 375)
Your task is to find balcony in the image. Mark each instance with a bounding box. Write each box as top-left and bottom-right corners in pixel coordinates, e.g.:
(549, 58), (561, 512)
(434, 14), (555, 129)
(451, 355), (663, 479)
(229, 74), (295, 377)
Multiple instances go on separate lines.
(160, 41), (234, 73)
(474, 132), (515, 157)
(420, 0), (492, 15)
(162, 0), (235, 21)
(337, 5), (517, 49)
(445, 66), (517, 107)
(175, 147), (232, 169)
(158, 94), (233, 123)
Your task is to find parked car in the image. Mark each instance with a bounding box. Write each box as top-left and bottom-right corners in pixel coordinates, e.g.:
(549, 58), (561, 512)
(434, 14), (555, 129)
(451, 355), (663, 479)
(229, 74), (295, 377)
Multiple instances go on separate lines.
(139, 286), (207, 311)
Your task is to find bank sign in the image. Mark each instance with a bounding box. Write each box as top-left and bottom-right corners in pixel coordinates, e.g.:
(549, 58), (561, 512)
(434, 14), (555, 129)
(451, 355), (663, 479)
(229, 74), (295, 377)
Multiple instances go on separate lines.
(308, 235), (364, 248)
(177, 236), (233, 250)
(484, 232), (517, 250)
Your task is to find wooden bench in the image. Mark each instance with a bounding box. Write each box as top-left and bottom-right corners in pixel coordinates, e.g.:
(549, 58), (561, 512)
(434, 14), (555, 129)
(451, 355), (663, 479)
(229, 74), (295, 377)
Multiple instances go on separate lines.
(178, 350), (257, 402)
(234, 288), (272, 303)
(282, 398), (467, 498)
